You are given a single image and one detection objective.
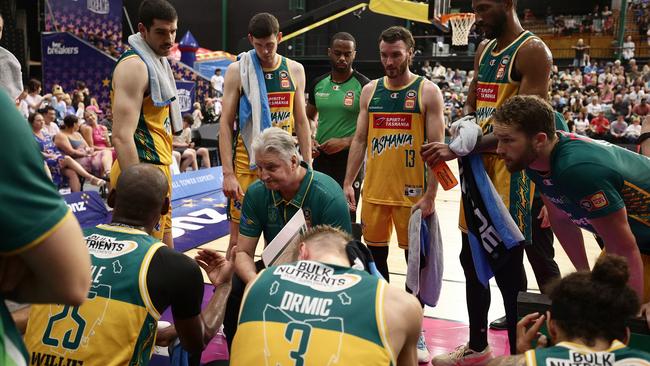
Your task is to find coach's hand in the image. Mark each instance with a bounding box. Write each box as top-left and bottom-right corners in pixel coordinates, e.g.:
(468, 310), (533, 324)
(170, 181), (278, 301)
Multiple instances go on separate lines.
(344, 184), (357, 212)
(222, 172), (244, 201)
(420, 142), (458, 168)
(195, 248), (234, 288)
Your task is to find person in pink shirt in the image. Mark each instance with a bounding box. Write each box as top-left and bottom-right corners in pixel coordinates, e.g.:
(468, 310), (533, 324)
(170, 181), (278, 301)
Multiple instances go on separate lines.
(80, 109), (116, 162)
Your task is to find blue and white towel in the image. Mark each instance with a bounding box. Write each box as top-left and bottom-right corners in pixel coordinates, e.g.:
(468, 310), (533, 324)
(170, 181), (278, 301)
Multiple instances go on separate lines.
(238, 50), (272, 169)
(460, 154), (526, 287)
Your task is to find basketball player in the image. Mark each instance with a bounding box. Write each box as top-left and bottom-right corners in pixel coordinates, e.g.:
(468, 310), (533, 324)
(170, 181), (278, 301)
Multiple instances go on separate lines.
(423, 0), (554, 361)
(491, 95), (650, 305)
(307, 32), (370, 221)
(489, 255), (650, 366)
(23, 164), (234, 364)
(219, 12), (312, 258)
(110, 0), (178, 248)
(343, 25), (445, 362)
(230, 225), (422, 366)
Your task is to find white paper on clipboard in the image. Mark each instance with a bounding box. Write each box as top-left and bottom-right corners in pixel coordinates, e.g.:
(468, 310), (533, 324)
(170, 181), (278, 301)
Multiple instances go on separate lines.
(261, 208), (307, 266)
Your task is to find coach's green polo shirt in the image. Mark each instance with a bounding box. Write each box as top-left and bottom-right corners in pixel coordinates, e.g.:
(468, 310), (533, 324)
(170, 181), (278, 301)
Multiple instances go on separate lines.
(239, 162), (352, 243)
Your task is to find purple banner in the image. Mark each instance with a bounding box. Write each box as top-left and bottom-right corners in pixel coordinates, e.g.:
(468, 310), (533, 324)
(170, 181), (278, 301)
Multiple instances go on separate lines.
(41, 32), (116, 112)
(171, 190), (229, 253)
(170, 59), (212, 105)
(64, 191), (111, 228)
(175, 80), (196, 114)
(45, 0), (123, 49)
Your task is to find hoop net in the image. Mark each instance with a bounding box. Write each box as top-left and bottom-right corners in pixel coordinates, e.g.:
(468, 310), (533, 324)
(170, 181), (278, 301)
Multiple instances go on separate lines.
(441, 13), (475, 46)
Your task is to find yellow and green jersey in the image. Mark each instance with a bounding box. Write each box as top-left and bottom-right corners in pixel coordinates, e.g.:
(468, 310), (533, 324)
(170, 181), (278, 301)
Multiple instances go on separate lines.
(524, 340), (650, 366)
(110, 49), (173, 166)
(235, 56), (297, 175)
(364, 76), (427, 207)
(460, 31), (540, 239)
(231, 261), (395, 366)
(24, 224), (165, 366)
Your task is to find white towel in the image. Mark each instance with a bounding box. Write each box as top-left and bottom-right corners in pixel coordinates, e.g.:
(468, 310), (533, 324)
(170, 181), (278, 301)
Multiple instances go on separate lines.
(449, 114), (482, 156)
(128, 33), (182, 134)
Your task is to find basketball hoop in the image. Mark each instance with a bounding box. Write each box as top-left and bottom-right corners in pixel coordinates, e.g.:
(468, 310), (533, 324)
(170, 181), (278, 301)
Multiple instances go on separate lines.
(440, 13), (476, 46)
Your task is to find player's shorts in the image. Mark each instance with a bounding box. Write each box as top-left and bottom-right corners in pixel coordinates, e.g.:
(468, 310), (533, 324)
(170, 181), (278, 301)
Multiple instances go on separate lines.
(228, 171), (258, 223)
(361, 201), (412, 249)
(110, 160), (172, 240)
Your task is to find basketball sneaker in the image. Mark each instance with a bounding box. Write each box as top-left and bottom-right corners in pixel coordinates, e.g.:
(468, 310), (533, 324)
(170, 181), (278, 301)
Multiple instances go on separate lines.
(431, 344), (493, 366)
(417, 331), (430, 363)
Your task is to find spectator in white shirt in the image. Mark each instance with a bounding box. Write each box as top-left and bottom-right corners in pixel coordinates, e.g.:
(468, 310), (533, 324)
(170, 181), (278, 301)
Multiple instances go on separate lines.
(210, 68), (225, 98)
(40, 106), (60, 136)
(586, 96), (602, 119)
(623, 35), (635, 61)
(25, 79), (45, 114)
(624, 116), (642, 142)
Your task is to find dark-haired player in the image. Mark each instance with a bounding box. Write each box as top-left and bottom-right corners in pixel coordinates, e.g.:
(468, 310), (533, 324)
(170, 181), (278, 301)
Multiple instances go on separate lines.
(489, 255), (650, 366)
(491, 94), (650, 316)
(307, 32), (370, 220)
(110, 0), (179, 248)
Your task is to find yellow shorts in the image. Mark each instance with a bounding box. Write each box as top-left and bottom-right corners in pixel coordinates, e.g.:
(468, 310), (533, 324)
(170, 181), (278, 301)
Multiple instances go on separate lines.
(228, 171), (258, 223)
(110, 161), (172, 240)
(361, 201), (412, 249)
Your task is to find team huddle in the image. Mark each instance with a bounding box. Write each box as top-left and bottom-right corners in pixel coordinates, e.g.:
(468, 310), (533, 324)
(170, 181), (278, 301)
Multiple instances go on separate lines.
(4, 0), (650, 366)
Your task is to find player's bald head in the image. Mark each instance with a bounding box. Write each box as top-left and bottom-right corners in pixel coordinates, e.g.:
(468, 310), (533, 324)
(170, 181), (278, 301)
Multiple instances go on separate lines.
(109, 164), (169, 223)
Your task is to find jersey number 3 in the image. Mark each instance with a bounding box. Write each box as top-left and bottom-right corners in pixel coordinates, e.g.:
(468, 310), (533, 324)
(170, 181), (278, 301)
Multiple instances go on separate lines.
(285, 322), (312, 366)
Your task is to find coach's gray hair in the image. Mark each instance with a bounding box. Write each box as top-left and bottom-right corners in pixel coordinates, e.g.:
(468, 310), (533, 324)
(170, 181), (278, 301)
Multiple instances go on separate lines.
(252, 127), (301, 164)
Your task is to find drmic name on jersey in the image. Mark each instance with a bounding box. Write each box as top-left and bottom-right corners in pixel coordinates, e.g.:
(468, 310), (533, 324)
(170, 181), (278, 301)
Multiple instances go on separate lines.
(280, 290), (333, 316)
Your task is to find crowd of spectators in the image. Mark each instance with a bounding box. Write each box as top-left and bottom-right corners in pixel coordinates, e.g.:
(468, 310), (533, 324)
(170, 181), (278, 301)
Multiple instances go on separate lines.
(17, 76), (222, 191)
(417, 56), (648, 146)
(546, 5), (616, 36)
(550, 58), (648, 144)
(419, 60), (472, 129)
